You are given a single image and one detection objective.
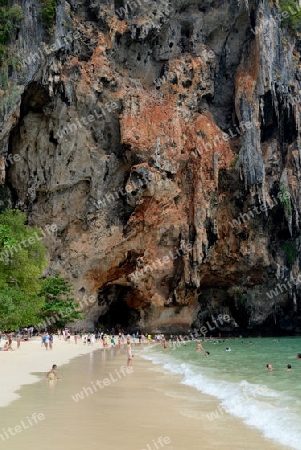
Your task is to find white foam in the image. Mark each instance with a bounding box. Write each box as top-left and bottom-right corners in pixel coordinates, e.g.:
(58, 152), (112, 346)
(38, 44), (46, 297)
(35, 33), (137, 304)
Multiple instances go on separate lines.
(142, 347), (301, 450)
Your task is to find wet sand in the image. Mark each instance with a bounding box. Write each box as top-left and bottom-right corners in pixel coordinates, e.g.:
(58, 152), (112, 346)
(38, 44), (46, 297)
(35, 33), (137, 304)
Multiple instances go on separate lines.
(0, 335), (105, 407)
(0, 343), (291, 450)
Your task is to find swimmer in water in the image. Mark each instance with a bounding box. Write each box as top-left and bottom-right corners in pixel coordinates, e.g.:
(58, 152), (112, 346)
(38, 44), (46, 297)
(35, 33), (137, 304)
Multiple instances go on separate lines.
(266, 363), (273, 371)
(196, 342), (204, 353)
(287, 364), (292, 371)
(46, 364), (61, 380)
(296, 353), (301, 359)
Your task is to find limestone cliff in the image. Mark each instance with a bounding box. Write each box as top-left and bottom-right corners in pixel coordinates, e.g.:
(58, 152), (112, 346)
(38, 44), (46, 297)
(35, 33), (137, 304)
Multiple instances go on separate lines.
(1, 0), (301, 333)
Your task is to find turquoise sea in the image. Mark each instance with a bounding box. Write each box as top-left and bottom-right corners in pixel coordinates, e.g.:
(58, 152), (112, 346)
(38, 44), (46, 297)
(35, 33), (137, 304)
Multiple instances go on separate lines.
(142, 337), (301, 450)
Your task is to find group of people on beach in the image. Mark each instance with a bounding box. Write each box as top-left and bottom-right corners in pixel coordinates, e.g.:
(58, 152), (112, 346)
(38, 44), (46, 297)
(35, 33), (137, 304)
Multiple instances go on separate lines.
(41, 333), (54, 350)
(1, 326), (153, 352)
(0, 328), (34, 351)
(54, 329), (150, 347)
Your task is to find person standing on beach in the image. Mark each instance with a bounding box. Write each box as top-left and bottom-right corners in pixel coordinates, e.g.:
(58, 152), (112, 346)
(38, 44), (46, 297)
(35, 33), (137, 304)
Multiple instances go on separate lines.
(90, 333), (95, 346)
(43, 333), (49, 350)
(74, 332), (78, 344)
(49, 333), (53, 350)
(16, 332), (21, 349)
(7, 333), (13, 350)
(127, 340), (133, 366)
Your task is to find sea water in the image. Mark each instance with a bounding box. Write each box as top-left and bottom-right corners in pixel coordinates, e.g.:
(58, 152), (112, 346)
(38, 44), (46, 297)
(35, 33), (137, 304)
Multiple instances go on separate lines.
(142, 337), (301, 450)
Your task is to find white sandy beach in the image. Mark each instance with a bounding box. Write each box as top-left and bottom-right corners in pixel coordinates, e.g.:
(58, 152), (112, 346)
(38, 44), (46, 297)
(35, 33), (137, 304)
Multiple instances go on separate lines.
(0, 336), (107, 407)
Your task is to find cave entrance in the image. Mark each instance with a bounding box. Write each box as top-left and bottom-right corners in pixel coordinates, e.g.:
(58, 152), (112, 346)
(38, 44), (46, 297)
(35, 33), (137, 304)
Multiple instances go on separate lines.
(98, 285), (139, 332)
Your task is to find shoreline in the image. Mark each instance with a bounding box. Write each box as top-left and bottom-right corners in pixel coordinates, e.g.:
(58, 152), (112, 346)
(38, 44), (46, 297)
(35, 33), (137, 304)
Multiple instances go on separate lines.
(0, 336), (126, 408)
(0, 340), (292, 450)
(137, 349), (292, 450)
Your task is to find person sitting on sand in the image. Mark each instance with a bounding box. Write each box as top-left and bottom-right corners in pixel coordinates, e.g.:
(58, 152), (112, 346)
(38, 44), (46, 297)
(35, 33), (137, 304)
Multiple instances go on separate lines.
(267, 363), (273, 371)
(46, 364), (61, 380)
(2, 339), (13, 351)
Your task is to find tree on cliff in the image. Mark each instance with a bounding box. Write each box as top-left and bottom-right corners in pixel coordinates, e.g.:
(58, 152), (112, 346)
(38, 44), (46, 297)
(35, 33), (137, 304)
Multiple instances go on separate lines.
(38, 275), (84, 331)
(0, 209), (47, 330)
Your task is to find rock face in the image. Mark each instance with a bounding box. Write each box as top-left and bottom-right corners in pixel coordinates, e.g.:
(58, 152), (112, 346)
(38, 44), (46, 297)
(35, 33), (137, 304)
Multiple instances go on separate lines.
(1, 0), (301, 333)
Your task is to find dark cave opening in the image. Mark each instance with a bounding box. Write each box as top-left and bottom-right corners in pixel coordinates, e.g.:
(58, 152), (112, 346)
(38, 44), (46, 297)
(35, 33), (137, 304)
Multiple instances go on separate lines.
(181, 22), (193, 39)
(205, 218), (218, 248)
(20, 82), (52, 118)
(98, 285), (139, 332)
(5, 82), (53, 207)
(260, 90), (297, 146)
(260, 91), (278, 142)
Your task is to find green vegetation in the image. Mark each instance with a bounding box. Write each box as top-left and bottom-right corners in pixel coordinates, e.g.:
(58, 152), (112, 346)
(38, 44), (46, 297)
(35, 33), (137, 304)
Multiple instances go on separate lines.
(279, 0), (301, 33)
(0, 2), (23, 66)
(0, 286), (45, 331)
(0, 210), (47, 293)
(0, 209), (47, 330)
(0, 209), (83, 331)
(278, 182), (292, 216)
(40, 0), (57, 31)
(38, 275), (84, 330)
(281, 241), (298, 264)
